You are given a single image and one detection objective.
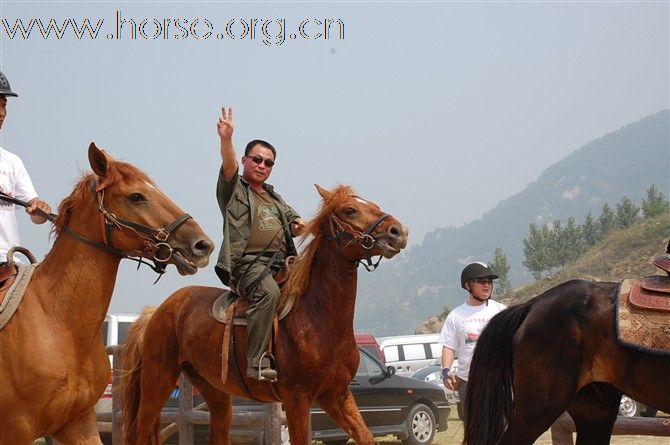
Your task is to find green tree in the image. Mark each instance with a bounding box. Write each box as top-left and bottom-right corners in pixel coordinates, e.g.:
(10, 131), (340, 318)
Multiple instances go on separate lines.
(546, 220), (563, 272)
(598, 203), (616, 236)
(558, 216), (586, 265)
(491, 247), (512, 296)
(641, 185), (670, 218)
(582, 212), (600, 247)
(523, 222), (547, 280)
(616, 196), (640, 228)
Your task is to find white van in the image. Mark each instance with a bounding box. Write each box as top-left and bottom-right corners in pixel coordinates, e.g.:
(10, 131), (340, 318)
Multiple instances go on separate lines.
(377, 334), (441, 376)
(95, 313), (139, 427)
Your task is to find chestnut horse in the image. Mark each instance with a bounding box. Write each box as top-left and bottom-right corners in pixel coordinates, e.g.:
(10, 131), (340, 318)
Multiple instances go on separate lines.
(0, 144), (213, 445)
(120, 184), (408, 445)
(464, 279), (670, 445)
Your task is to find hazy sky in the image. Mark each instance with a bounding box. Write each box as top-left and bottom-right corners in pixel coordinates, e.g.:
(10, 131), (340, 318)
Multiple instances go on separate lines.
(1, 1), (668, 314)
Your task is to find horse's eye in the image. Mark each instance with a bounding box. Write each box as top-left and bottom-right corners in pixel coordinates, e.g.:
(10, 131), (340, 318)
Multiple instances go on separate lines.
(128, 193), (146, 203)
(344, 207), (357, 216)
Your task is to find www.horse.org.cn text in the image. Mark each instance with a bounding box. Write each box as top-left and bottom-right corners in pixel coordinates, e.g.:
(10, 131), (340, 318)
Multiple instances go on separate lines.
(1, 11), (345, 46)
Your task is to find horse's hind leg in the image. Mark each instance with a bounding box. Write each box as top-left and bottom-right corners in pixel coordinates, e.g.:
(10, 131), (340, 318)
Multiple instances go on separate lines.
(502, 334), (583, 443)
(131, 320), (182, 444)
(185, 371), (233, 445)
(317, 389), (375, 445)
(568, 383), (620, 445)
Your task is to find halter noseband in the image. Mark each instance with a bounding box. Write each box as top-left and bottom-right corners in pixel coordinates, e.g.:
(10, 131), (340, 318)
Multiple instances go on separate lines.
(326, 212), (390, 271)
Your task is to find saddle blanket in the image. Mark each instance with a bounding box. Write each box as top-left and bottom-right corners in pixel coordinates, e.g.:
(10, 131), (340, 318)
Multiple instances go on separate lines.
(617, 278), (670, 356)
(0, 263), (39, 331)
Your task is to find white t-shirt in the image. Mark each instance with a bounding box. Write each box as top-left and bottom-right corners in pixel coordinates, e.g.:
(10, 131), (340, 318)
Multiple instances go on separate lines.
(0, 147), (38, 262)
(438, 299), (507, 381)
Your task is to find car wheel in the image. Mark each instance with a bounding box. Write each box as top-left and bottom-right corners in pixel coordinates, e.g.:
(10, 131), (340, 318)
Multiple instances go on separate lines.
(618, 395), (640, 417)
(402, 403), (436, 445)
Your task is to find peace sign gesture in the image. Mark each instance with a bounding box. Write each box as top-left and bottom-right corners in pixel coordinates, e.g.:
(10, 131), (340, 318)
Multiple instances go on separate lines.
(217, 106), (234, 141)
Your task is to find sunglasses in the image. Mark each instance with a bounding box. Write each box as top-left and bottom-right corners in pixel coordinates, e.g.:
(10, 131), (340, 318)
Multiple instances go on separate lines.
(247, 154), (275, 168)
(472, 278), (493, 285)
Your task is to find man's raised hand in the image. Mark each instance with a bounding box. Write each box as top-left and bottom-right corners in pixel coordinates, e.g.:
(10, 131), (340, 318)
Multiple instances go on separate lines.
(217, 106), (234, 141)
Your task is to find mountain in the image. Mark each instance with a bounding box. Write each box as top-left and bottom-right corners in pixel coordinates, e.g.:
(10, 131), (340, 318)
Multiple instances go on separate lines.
(413, 210), (670, 334)
(355, 110), (670, 336)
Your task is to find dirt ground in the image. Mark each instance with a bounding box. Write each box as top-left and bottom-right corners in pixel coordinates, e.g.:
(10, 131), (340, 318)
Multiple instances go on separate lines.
(34, 410), (670, 444)
(375, 410), (670, 445)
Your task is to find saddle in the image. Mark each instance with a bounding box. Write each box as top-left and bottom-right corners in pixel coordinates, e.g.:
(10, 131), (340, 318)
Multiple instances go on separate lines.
(628, 255), (670, 312)
(211, 256), (297, 325)
(0, 247), (37, 302)
(0, 247), (39, 331)
(211, 256), (296, 386)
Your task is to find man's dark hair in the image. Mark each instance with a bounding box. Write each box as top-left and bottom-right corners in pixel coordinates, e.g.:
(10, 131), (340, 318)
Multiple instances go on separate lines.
(245, 139), (277, 159)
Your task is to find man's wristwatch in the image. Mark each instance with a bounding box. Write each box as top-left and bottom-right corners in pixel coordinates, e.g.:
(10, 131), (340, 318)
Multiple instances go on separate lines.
(442, 368), (450, 380)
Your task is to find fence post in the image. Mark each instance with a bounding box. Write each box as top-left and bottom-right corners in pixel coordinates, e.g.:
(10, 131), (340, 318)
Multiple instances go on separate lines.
(178, 374), (194, 445)
(264, 402), (283, 444)
(111, 345), (122, 444)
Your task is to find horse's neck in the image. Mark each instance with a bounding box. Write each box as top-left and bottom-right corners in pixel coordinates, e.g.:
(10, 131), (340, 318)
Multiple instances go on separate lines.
(297, 244), (359, 332)
(34, 210), (121, 337)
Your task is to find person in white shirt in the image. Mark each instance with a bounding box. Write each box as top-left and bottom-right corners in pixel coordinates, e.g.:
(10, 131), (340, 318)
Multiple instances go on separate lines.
(438, 261), (507, 420)
(0, 70), (52, 264)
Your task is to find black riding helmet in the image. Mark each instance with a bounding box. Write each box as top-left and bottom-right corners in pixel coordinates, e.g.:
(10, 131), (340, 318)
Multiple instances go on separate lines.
(0, 71), (18, 97)
(460, 262), (499, 289)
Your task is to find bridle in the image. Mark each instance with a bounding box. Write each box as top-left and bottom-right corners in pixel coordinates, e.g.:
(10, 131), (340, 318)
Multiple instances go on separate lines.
(325, 211), (390, 272)
(0, 179), (192, 277)
(87, 179), (192, 273)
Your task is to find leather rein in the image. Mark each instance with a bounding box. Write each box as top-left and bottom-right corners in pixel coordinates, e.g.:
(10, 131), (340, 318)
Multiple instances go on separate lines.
(326, 211), (390, 271)
(0, 179), (191, 277)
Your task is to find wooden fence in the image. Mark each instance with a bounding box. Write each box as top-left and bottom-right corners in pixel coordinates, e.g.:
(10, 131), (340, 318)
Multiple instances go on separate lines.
(551, 412), (670, 444)
(63, 346), (285, 445)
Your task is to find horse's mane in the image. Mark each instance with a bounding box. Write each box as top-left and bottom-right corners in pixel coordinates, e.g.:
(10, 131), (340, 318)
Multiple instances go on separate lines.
(53, 160), (154, 232)
(286, 185), (355, 298)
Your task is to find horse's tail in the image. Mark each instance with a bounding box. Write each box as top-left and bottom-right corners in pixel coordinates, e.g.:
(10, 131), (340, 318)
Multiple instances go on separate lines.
(120, 306), (159, 443)
(463, 301), (532, 445)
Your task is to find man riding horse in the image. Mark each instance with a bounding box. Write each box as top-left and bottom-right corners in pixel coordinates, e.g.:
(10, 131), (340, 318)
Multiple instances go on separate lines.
(214, 106), (306, 381)
(0, 70), (52, 266)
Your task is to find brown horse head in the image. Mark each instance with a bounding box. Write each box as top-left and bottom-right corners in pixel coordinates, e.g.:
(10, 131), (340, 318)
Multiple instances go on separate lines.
(287, 184), (408, 297)
(53, 142), (213, 275)
(312, 183), (408, 259)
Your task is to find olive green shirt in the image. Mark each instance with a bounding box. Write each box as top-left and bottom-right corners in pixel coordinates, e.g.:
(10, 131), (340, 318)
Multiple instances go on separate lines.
(215, 168), (299, 286)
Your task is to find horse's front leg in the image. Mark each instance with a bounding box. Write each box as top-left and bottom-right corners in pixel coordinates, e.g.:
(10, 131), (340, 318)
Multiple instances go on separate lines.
(51, 409), (103, 445)
(282, 392), (314, 445)
(317, 388), (375, 445)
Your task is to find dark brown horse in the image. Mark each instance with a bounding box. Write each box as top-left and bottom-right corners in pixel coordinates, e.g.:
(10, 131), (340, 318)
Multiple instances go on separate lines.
(0, 144), (213, 445)
(464, 279), (670, 445)
(120, 184), (408, 445)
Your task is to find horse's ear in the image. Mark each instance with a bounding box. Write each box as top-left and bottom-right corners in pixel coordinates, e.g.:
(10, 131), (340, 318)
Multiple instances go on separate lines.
(315, 184), (332, 200)
(88, 142), (108, 178)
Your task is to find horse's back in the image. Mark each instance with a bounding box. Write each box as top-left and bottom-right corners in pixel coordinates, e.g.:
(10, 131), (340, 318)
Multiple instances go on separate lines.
(153, 285), (221, 317)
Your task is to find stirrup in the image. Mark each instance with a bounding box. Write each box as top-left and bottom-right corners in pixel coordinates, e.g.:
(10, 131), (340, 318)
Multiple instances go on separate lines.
(251, 351), (278, 382)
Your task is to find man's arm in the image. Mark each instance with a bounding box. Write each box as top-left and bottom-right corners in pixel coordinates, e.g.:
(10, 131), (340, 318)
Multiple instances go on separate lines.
(441, 346), (459, 391)
(26, 197), (51, 224)
(218, 106), (237, 182)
